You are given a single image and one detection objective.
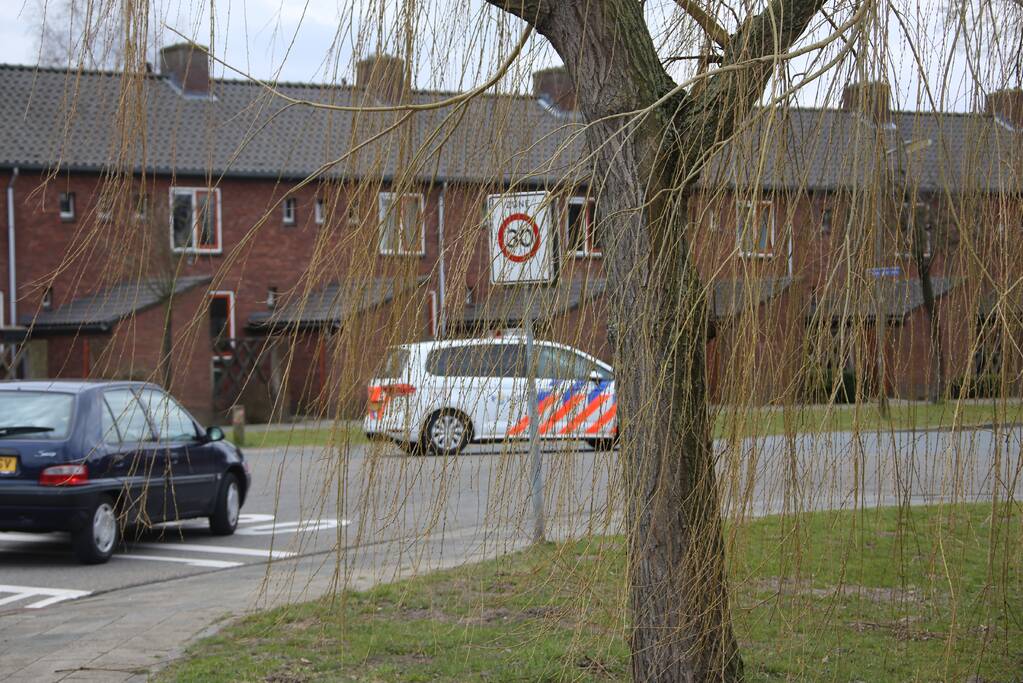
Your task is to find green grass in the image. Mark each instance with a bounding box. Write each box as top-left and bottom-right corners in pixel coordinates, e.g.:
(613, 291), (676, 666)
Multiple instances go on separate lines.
(227, 401), (1022, 450)
(717, 400), (1023, 440)
(159, 502), (1023, 682)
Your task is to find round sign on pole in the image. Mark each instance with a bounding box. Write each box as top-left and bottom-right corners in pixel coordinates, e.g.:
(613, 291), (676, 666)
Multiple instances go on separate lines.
(487, 193), (554, 285)
(497, 212), (541, 263)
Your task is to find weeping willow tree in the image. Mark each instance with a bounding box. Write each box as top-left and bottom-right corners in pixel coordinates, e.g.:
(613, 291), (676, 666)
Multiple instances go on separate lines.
(21, 0), (1023, 680)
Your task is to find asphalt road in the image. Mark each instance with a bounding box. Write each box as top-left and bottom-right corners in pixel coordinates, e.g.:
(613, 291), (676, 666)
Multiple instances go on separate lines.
(0, 426), (1020, 681)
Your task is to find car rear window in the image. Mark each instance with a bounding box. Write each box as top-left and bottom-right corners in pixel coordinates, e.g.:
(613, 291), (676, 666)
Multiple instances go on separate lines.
(0, 391), (75, 439)
(379, 348), (410, 379)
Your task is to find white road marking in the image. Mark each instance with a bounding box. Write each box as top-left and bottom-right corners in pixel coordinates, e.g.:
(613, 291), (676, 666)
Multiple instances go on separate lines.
(235, 518), (351, 536)
(117, 554), (243, 569)
(156, 513), (275, 530)
(130, 542), (296, 559)
(0, 532), (62, 544)
(0, 585), (91, 609)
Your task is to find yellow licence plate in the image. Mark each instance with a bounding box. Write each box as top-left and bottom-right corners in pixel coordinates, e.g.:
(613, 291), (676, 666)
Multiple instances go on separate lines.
(0, 456), (17, 473)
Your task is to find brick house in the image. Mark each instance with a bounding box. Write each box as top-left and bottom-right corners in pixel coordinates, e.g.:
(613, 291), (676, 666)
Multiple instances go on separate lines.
(0, 44), (1020, 421)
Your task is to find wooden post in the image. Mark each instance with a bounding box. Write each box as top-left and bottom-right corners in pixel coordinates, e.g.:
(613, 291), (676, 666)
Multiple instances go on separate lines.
(231, 404), (246, 446)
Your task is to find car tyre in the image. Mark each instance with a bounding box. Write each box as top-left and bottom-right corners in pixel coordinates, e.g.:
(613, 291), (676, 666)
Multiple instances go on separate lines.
(209, 472), (241, 536)
(424, 410), (472, 456)
(72, 495), (118, 564)
(586, 428), (620, 452)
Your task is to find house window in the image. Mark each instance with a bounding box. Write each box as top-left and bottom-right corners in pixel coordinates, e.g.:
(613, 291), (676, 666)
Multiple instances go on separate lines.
(209, 291), (235, 357)
(97, 196), (113, 222)
(898, 202), (932, 259)
(378, 192), (424, 255)
(283, 197), (297, 226)
(42, 287), (54, 311)
(821, 208), (833, 233)
(737, 200), (774, 258)
(59, 192), (76, 221)
(314, 198), (325, 225)
(565, 196), (600, 256)
(171, 187), (221, 253)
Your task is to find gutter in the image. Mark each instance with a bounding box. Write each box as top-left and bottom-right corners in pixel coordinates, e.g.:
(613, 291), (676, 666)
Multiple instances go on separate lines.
(6, 167), (18, 326)
(437, 182), (448, 337)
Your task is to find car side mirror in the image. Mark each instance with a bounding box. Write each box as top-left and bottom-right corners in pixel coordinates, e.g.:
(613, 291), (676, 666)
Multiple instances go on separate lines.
(206, 426), (225, 443)
(589, 370), (602, 383)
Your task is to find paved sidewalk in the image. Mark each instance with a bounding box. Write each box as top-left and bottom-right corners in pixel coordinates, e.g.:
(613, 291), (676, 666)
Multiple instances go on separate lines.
(0, 526), (535, 682)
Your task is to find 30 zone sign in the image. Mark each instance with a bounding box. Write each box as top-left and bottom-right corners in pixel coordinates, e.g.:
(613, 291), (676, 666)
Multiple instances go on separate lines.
(488, 192), (554, 284)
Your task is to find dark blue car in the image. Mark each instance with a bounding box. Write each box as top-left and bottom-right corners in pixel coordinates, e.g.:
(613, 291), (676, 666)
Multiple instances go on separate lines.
(0, 380), (250, 564)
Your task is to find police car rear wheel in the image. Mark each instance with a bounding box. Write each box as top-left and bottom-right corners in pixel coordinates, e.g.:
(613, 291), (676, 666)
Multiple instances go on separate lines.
(425, 411), (471, 456)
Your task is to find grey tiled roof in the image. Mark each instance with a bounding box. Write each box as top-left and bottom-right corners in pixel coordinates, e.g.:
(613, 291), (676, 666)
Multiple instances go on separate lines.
(813, 277), (955, 320)
(23, 275), (211, 331)
(249, 276), (426, 328)
(709, 277), (793, 319)
(0, 64), (1017, 192)
(699, 109), (1022, 193)
(0, 64), (583, 185)
(458, 278), (607, 326)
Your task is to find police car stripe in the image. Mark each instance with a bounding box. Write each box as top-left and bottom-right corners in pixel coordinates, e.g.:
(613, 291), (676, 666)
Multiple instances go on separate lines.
(585, 403), (617, 434)
(560, 393), (609, 434)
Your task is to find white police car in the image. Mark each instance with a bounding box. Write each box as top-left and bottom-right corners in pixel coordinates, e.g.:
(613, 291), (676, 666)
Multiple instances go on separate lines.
(364, 337), (617, 455)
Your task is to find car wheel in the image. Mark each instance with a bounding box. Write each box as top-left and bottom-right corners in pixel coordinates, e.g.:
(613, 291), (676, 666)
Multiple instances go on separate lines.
(209, 472), (241, 536)
(72, 495), (118, 564)
(586, 428), (620, 452)
(424, 410), (471, 456)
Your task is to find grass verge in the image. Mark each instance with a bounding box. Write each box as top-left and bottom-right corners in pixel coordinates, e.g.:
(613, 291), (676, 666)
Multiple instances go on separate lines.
(159, 502), (1022, 682)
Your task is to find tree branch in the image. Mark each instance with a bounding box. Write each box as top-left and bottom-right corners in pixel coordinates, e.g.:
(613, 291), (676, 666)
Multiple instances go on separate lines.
(674, 0), (731, 49)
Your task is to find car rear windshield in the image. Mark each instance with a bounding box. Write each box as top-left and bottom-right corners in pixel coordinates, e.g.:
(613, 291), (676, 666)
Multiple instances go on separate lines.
(0, 391), (75, 439)
(379, 348), (410, 379)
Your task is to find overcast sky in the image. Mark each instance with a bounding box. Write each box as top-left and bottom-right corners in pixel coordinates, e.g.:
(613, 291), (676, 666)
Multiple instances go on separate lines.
(0, 0), (1016, 112)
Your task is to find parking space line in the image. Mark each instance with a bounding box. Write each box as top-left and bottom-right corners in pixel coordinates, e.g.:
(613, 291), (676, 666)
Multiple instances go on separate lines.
(0, 585), (91, 609)
(117, 554), (243, 569)
(130, 542), (296, 559)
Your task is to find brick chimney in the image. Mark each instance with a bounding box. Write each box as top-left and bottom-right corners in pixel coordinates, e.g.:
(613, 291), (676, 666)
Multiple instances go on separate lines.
(533, 67), (577, 112)
(985, 89), (1023, 129)
(355, 55), (408, 102)
(160, 43), (210, 96)
(841, 81), (892, 123)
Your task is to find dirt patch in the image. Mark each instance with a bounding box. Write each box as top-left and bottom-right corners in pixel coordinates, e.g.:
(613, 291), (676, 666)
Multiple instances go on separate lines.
(751, 578), (925, 603)
(848, 617), (944, 642)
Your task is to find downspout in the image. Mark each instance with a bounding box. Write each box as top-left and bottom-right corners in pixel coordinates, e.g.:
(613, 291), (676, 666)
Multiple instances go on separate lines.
(6, 167), (18, 326)
(437, 181), (448, 337)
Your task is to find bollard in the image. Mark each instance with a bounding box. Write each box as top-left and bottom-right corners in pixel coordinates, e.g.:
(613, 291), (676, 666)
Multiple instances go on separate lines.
(231, 405), (246, 446)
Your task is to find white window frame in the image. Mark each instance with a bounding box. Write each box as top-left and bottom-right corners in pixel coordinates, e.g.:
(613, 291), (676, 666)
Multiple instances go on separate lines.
(0, 290), (5, 328)
(283, 197), (297, 226)
(169, 187), (223, 254)
(378, 191), (426, 256)
(736, 200), (775, 258)
(314, 198), (325, 225)
(59, 192), (76, 221)
(564, 196), (601, 257)
(209, 290), (236, 358)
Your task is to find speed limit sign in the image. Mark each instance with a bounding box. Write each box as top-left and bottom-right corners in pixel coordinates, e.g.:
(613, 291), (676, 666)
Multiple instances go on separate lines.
(487, 192), (554, 284)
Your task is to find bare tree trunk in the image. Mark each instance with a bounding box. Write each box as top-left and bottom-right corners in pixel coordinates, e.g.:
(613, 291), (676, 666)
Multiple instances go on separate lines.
(917, 263), (945, 402)
(482, 0), (824, 678)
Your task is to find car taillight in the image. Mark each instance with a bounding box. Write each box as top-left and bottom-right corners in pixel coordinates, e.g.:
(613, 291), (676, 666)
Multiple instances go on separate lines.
(39, 464), (89, 486)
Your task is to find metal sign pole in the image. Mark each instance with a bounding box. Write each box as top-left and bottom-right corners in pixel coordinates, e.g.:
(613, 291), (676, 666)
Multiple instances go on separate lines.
(525, 310), (545, 544)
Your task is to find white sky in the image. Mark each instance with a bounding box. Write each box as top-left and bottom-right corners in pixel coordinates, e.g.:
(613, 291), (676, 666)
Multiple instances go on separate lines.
(1, 0), (1017, 112)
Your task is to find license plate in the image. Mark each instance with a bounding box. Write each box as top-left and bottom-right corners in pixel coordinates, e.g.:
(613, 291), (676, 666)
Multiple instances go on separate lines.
(0, 456), (17, 473)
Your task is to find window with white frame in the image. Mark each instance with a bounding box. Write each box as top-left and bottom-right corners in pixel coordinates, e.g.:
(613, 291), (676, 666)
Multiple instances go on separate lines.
(736, 200), (774, 257)
(209, 291), (235, 357)
(171, 187), (221, 253)
(59, 192), (76, 221)
(96, 196), (113, 222)
(565, 196), (600, 255)
(283, 197), (297, 226)
(314, 198), (325, 225)
(378, 192), (424, 255)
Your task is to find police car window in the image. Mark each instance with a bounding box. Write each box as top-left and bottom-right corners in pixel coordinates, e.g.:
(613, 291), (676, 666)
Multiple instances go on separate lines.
(103, 389), (154, 443)
(498, 344), (528, 378)
(380, 348), (409, 378)
(537, 346), (587, 379)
